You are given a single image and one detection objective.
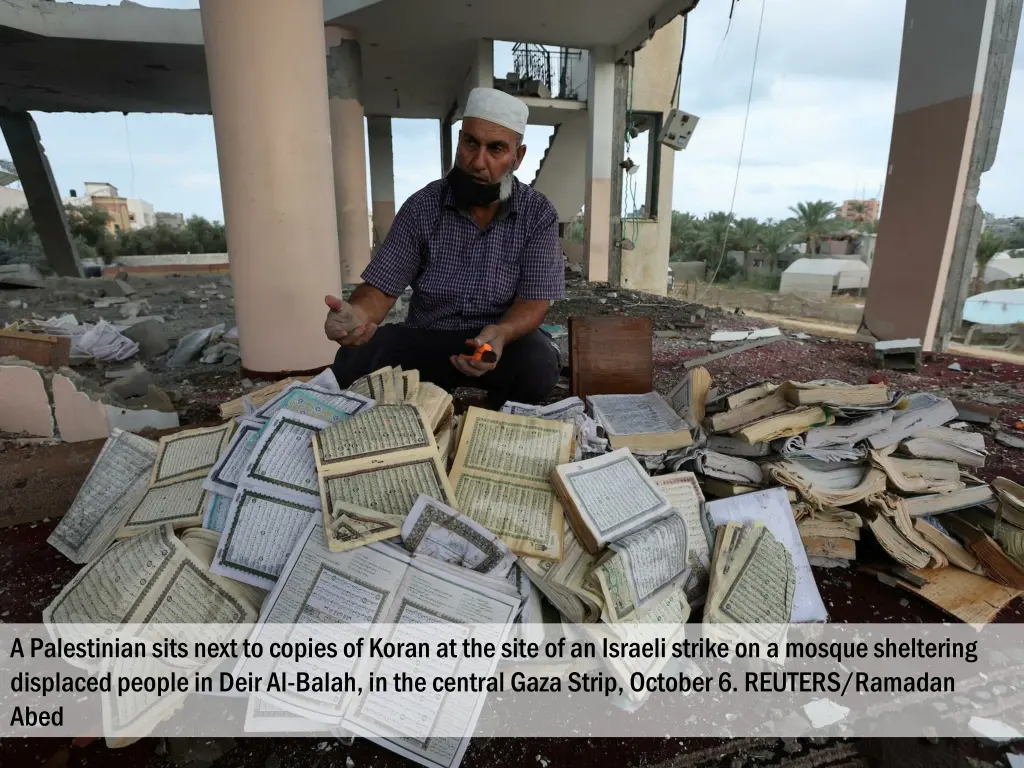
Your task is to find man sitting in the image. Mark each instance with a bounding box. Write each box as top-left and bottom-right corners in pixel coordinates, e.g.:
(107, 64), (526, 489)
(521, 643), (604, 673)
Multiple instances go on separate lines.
(325, 87), (564, 408)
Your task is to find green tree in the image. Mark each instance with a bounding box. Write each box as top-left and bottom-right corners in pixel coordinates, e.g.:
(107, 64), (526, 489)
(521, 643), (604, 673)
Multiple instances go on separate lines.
(697, 212), (741, 280)
(758, 221), (795, 273)
(0, 208), (36, 245)
(731, 217), (763, 253)
(565, 217), (584, 245)
(974, 229), (1007, 294)
(1006, 221), (1024, 251)
(65, 204), (116, 257)
(183, 215), (227, 253)
(788, 200), (839, 257)
(848, 201), (868, 219)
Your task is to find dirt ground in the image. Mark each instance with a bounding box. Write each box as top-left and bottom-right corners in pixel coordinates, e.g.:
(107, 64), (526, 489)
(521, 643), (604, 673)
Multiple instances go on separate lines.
(2, 275), (1024, 767)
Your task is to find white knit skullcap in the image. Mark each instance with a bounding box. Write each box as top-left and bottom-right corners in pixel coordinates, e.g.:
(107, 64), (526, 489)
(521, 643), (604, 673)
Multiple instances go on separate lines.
(464, 87), (529, 135)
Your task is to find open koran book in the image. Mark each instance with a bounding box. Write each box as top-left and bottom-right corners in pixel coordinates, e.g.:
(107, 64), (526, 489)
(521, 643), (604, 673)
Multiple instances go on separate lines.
(448, 407), (573, 560)
(43, 524), (260, 746)
(588, 392), (693, 452)
(48, 429), (157, 564)
(312, 404), (456, 553)
(705, 487), (827, 623)
(551, 447), (674, 554)
(237, 518), (520, 768)
(704, 521), (795, 648)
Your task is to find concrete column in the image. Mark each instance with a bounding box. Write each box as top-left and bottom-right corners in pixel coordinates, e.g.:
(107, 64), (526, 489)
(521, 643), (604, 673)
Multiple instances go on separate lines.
(440, 118), (453, 177)
(583, 47), (615, 284)
(326, 26), (371, 283)
(367, 116), (395, 245)
(862, 0), (1019, 350)
(200, 0), (341, 374)
(0, 110), (82, 278)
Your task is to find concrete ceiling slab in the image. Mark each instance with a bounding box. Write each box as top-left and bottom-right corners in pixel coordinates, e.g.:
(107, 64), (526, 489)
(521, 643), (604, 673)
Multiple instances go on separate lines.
(0, 0), (694, 118)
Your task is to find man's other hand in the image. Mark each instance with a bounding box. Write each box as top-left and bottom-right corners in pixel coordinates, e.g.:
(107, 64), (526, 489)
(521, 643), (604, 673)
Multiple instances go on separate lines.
(324, 294), (377, 347)
(450, 325), (504, 378)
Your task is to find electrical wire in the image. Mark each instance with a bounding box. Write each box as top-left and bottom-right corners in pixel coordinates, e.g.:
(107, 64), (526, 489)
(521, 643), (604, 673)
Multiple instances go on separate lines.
(123, 113), (136, 199)
(691, 0), (766, 304)
(672, 14), (688, 110)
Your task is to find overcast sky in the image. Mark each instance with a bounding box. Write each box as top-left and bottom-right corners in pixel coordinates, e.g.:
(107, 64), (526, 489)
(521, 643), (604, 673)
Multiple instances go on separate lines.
(4, 0), (1024, 224)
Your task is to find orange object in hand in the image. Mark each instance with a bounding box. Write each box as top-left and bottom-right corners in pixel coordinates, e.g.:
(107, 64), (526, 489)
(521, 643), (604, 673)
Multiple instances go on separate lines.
(460, 341), (498, 364)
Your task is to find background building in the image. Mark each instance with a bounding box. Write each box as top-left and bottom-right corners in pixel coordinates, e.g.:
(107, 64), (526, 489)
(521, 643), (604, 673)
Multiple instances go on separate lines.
(66, 181), (156, 232)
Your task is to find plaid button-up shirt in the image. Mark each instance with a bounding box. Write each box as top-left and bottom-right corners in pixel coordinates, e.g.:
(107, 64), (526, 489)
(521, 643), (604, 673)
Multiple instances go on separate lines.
(361, 176), (565, 331)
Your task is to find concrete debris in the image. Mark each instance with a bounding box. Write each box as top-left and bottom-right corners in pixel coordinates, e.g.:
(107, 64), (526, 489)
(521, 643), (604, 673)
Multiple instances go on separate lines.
(104, 362), (147, 379)
(119, 299), (152, 319)
(994, 430), (1024, 450)
(0, 360), (54, 438)
(948, 362), (963, 372)
(794, 332), (812, 340)
(0, 263), (44, 288)
(875, 338), (922, 373)
(200, 341), (241, 365)
(952, 399), (1002, 425)
(121, 318), (170, 360)
(93, 297), (130, 309)
(968, 716), (1022, 742)
(105, 279), (137, 298)
(103, 366), (153, 400)
(802, 698), (849, 729)
(684, 335), (785, 370)
(168, 323), (225, 367)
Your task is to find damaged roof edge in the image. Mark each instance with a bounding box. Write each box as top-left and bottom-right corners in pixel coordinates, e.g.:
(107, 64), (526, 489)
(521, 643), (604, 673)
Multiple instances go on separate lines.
(615, 0), (700, 60)
(1, 0), (203, 46)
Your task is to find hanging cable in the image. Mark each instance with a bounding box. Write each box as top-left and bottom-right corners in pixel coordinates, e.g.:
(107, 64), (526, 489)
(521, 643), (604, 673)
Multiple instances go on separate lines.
(122, 113), (136, 199)
(690, 0), (766, 304)
(672, 14), (688, 110)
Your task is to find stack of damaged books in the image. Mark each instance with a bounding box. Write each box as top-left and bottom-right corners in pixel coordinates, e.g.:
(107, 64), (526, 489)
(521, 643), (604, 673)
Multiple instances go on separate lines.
(39, 349), (1024, 763)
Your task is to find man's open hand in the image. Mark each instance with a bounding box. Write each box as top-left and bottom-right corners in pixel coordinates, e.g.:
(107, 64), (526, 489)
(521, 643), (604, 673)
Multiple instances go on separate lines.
(450, 325), (505, 377)
(324, 294), (377, 347)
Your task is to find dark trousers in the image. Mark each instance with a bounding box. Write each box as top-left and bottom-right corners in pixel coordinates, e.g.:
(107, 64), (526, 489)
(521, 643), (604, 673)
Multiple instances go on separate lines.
(331, 325), (560, 408)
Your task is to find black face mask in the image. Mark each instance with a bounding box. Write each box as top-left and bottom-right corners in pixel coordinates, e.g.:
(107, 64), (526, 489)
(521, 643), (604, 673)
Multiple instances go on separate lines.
(447, 165), (502, 208)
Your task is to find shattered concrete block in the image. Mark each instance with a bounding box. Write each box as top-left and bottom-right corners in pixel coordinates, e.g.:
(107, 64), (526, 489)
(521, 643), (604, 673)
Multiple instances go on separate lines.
(119, 299), (151, 319)
(874, 338), (922, 372)
(0, 328), (71, 368)
(103, 368), (153, 400)
(0, 363), (54, 438)
(106, 403), (179, 433)
(105, 278), (137, 297)
(121, 318), (170, 359)
(0, 263), (44, 288)
(52, 372), (110, 442)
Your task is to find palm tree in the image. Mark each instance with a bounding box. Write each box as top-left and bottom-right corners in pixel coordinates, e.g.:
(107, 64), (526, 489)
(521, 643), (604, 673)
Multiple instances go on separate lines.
(973, 230), (1007, 294)
(698, 212), (735, 259)
(758, 222), (795, 273)
(669, 211), (700, 258)
(788, 200), (839, 257)
(731, 217), (764, 253)
(848, 201), (868, 221)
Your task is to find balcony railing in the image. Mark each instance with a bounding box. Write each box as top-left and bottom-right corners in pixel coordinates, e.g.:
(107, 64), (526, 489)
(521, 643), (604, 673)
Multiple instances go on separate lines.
(509, 43), (585, 100)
